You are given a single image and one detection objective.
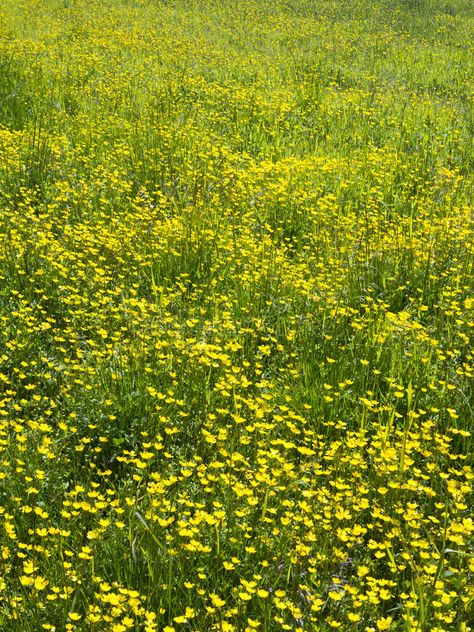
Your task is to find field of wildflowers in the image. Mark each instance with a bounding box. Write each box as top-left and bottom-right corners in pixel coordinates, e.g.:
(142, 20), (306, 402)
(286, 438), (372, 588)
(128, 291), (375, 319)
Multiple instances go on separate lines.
(0, 0), (473, 630)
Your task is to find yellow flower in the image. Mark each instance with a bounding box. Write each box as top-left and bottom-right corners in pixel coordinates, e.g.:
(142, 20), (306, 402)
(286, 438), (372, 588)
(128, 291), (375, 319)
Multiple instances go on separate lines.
(210, 593), (226, 608)
(20, 575), (34, 587)
(376, 616), (393, 631)
(348, 612), (361, 622)
(34, 576), (49, 591)
(68, 613), (81, 621)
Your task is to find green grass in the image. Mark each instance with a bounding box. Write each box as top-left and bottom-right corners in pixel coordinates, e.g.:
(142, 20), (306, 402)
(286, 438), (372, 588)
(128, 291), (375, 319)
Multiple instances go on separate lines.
(0, 0), (473, 630)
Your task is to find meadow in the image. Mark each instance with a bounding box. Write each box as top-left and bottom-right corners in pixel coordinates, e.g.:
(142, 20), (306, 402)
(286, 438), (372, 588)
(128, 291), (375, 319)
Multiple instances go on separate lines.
(0, 0), (473, 629)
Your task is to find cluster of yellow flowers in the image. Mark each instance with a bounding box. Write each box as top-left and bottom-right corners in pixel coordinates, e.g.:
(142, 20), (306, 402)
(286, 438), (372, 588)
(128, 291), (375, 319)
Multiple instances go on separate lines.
(0, 0), (473, 629)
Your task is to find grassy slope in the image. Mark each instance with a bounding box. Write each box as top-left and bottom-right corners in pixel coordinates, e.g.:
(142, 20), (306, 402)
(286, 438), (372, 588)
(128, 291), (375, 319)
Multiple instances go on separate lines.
(0, 0), (473, 630)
